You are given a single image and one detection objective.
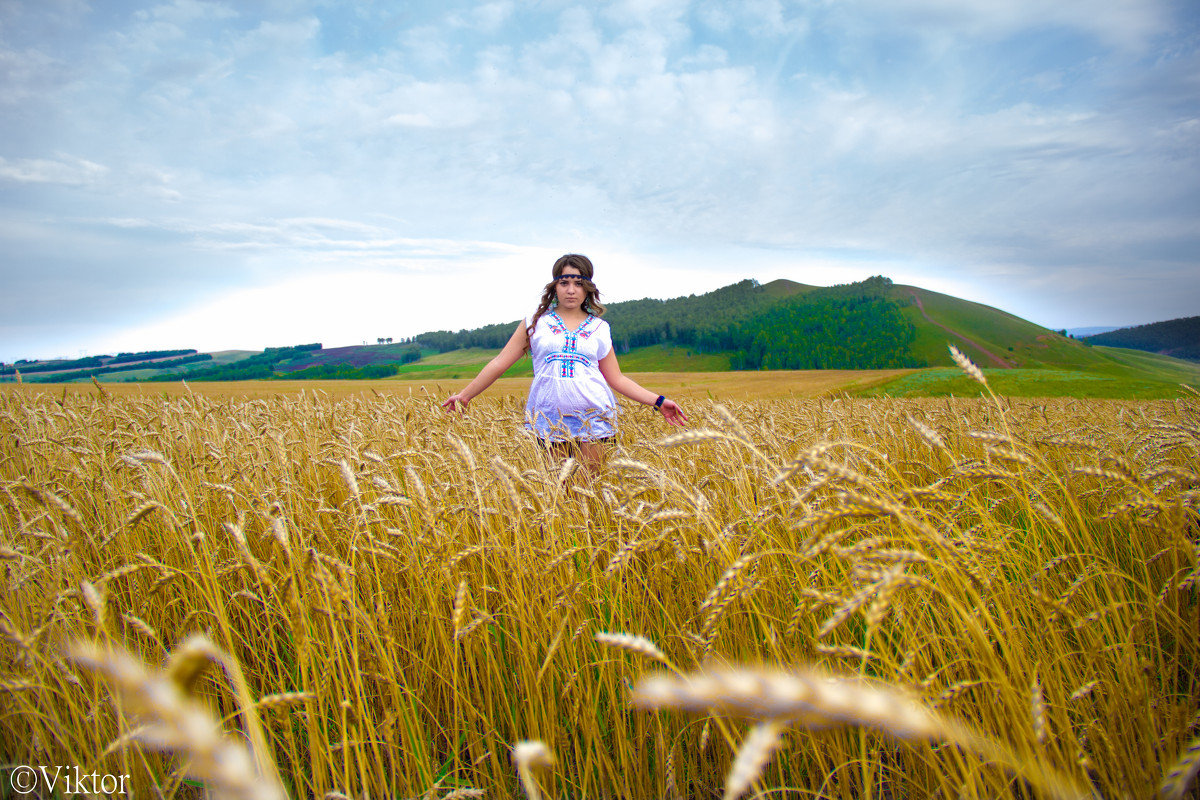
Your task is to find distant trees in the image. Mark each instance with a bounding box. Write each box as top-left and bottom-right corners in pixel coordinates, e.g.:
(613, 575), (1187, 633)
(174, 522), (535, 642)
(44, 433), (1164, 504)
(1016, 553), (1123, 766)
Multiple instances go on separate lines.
(1085, 316), (1200, 361)
(145, 344), (321, 382)
(109, 349), (197, 364)
(415, 322), (519, 354)
(1, 356), (104, 376)
(728, 294), (917, 370)
(3, 348), (206, 377)
(29, 354), (213, 383)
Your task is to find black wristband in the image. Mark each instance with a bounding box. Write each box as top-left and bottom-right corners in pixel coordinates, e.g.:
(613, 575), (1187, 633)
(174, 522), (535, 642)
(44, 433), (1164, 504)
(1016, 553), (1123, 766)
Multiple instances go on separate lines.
(655, 395), (665, 409)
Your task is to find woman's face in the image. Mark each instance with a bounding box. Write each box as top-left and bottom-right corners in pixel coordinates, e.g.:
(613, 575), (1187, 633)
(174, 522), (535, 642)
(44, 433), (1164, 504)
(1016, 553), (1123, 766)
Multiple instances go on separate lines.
(555, 266), (587, 311)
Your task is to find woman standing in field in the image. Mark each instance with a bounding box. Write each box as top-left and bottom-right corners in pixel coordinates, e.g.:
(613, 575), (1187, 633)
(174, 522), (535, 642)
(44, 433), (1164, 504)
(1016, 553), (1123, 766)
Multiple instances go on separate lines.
(443, 254), (687, 471)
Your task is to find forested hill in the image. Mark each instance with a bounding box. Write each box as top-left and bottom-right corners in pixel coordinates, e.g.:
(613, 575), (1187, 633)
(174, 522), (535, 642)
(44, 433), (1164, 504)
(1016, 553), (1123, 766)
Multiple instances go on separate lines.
(408, 274), (1200, 374)
(415, 275), (925, 370)
(1083, 316), (1200, 362)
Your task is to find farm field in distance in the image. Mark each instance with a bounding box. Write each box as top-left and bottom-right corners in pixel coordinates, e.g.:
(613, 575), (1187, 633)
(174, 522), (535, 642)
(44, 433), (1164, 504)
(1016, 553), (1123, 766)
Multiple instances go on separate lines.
(0, 366), (1197, 800)
(8, 368), (913, 401)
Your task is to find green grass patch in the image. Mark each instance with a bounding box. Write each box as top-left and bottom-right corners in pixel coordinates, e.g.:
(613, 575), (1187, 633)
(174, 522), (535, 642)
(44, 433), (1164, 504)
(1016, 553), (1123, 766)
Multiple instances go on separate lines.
(855, 367), (1193, 399)
(611, 346), (730, 372)
(389, 348), (534, 380)
(388, 345), (729, 381)
(1086, 345), (1200, 383)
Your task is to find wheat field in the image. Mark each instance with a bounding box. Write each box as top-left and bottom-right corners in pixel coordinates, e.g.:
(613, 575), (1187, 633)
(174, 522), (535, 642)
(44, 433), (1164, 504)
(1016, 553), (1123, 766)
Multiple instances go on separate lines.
(0, 369), (1197, 799)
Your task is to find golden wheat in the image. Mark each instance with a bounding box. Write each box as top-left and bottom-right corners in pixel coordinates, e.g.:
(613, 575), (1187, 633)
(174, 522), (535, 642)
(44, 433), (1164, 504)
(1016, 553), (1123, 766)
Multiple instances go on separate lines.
(0, 383), (1195, 799)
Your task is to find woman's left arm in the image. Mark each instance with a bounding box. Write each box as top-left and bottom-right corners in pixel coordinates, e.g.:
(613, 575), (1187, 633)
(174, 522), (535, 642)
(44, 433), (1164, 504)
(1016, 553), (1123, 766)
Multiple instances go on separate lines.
(598, 350), (688, 426)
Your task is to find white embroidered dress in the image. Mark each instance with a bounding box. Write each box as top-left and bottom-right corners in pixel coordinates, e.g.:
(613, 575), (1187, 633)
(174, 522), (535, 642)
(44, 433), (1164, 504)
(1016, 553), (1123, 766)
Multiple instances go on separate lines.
(524, 309), (617, 442)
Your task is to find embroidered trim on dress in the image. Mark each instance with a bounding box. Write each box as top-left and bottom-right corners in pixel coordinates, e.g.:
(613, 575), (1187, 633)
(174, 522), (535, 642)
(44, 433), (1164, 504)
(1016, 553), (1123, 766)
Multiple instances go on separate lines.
(544, 312), (597, 378)
(544, 351), (589, 378)
(546, 311), (595, 336)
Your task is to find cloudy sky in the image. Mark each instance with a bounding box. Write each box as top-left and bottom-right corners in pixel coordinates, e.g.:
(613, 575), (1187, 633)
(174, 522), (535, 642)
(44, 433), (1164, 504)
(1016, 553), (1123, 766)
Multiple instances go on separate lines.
(1, 0), (1197, 362)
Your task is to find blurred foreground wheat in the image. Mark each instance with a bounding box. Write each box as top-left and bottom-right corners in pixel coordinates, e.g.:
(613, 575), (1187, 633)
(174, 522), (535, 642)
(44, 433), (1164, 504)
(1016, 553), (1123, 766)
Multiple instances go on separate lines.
(0, 378), (1197, 799)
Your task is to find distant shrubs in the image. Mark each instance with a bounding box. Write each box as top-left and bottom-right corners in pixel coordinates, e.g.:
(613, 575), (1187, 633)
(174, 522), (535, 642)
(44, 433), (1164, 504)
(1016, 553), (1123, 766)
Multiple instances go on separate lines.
(285, 364), (401, 380)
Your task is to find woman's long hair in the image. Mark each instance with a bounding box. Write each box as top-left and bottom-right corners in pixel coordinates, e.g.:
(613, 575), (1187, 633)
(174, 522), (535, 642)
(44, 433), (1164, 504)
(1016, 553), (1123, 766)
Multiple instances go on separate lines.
(527, 254), (606, 340)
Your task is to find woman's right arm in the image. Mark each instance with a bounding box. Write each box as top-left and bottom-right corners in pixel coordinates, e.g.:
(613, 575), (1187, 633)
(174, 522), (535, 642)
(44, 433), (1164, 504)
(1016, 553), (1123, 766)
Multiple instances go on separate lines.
(442, 320), (529, 412)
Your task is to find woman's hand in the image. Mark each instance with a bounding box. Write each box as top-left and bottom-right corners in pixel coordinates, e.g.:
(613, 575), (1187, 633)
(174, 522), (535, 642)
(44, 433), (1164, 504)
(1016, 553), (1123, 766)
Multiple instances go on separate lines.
(659, 398), (688, 426)
(441, 321), (528, 414)
(443, 394), (470, 413)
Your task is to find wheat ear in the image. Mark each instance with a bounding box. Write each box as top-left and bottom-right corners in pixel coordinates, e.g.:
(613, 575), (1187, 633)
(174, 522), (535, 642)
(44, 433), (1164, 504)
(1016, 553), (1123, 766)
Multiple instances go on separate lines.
(1161, 735), (1200, 800)
(68, 641), (286, 800)
(512, 740), (554, 800)
(631, 667), (1089, 800)
(949, 345), (987, 386)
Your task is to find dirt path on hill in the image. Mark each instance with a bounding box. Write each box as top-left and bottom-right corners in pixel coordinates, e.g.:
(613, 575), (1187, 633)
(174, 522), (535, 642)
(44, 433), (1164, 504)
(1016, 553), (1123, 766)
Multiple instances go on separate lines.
(909, 290), (1013, 368)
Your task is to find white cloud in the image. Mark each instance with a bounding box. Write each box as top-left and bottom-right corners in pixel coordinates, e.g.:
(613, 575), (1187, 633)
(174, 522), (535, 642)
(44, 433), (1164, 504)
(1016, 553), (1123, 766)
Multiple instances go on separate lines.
(677, 43), (728, 69)
(0, 0), (1195, 362)
(134, 0), (238, 25)
(696, 0), (809, 37)
(602, 0), (691, 32)
(449, 1), (515, 33)
(0, 154), (108, 185)
(400, 24), (455, 71)
(850, 0), (1172, 52)
(381, 81), (483, 129)
(0, 45), (67, 104)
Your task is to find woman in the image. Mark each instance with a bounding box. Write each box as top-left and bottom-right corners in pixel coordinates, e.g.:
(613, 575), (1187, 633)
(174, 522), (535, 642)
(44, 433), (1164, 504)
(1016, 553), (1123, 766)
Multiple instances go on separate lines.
(442, 254), (687, 470)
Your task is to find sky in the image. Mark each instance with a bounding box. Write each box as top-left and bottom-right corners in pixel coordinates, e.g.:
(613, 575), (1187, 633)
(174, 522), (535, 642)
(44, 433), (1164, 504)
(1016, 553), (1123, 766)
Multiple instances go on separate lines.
(1, 0), (1197, 363)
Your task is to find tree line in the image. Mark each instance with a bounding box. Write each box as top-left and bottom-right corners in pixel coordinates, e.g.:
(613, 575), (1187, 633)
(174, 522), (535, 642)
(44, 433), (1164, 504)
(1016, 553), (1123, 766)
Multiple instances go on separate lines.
(144, 344), (322, 382)
(31, 354), (212, 383)
(3, 349), (199, 376)
(410, 275), (924, 370)
(1085, 316), (1200, 362)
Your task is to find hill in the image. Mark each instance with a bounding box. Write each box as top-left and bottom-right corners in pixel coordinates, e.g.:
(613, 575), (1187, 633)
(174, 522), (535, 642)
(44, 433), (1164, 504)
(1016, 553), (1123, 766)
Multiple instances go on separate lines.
(1082, 316), (1199, 362)
(413, 276), (912, 369)
(409, 275), (1175, 374)
(7, 276), (1199, 398)
(396, 275), (1200, 396)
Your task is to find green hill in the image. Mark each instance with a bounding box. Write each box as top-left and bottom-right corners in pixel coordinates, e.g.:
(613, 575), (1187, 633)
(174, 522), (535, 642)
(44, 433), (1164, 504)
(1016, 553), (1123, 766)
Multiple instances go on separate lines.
(11, 275), (1198, 398)
(406, 274), (1139, 374)
(400, 275), (1200, 397)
